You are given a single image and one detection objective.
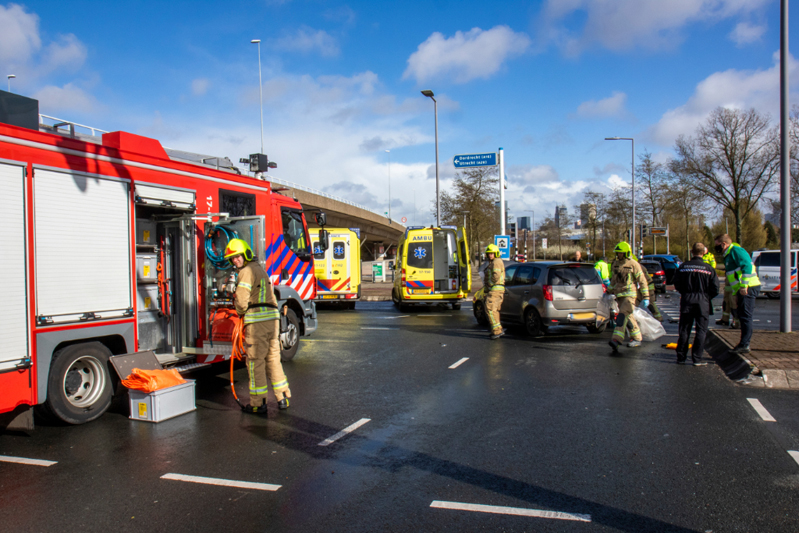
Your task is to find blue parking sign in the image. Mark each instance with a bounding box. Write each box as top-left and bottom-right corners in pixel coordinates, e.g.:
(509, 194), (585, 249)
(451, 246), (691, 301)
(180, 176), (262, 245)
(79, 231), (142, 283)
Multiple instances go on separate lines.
(494, 235), (510, 260)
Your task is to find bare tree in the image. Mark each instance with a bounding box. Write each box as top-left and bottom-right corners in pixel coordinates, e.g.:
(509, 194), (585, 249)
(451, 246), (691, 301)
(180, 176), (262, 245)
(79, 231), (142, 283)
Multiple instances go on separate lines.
(665, 169), (708, 260)
(605, 186), (632, 246)
(635, 150), (673, 253)
(672, 107), (780, 243)
(580, 191), (608, 258)
(439, 167), (499, 262)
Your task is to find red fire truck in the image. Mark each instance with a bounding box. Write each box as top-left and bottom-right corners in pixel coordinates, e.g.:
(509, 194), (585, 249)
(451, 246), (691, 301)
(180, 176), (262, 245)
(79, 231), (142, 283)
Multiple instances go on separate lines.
(0, 91), (327, 427)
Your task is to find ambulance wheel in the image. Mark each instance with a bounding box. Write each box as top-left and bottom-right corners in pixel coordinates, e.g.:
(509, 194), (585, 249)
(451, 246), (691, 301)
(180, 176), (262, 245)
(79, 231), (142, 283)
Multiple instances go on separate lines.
(280, 309), (300, 362)
(473, 300), (489, 326)
(524, 308), (545, 337)
(451, 303), (461, 310)
(346, 301), (357, 310)
(392, 289), (400, 307)
(41, 342), (114, 425)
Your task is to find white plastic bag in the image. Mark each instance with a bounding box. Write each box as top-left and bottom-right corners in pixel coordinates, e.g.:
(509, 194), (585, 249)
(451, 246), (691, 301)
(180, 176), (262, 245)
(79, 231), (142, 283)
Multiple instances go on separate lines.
(597, 293), (615, 320)
(633, 306), (666, 342)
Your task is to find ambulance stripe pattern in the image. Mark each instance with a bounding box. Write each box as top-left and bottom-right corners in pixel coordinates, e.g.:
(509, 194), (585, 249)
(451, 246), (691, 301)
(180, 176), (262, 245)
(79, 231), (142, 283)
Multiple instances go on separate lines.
(266, 235), (315, 300)
(406, 280), (434, 289)
(317, 278), (351, 292)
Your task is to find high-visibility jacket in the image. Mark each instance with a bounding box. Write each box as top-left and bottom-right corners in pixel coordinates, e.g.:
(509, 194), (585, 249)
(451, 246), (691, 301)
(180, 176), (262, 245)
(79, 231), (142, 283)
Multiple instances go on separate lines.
(594, 260), (610, 284)
(234, 261), (280, 324)
(610, 257), (650, 299)
(723, 243), (760, 294)
(702, 252), (716, 269)
(485, 257), (505, 292)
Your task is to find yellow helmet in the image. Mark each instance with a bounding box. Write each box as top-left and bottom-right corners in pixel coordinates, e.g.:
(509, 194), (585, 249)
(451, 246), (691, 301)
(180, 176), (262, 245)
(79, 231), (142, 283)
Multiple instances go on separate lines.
(224, 238), (254, 263)
(614, 241), (632, 258)
(485, 244), (500, 254)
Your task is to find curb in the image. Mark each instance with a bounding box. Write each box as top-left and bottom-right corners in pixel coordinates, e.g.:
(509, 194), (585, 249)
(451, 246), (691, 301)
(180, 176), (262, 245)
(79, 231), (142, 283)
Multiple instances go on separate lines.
(704, 331), (799, 389)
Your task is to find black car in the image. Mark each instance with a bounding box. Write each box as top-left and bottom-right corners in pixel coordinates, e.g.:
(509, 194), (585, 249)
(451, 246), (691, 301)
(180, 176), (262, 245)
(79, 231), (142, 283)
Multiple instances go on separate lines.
(642, 255), (679, 284)
(639, 260), (667, 293)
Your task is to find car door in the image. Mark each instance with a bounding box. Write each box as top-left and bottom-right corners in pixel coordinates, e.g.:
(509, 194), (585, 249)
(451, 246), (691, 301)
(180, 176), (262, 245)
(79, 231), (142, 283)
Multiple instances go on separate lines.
(498, 264), (519, 319)
(504, 264), (537, 322)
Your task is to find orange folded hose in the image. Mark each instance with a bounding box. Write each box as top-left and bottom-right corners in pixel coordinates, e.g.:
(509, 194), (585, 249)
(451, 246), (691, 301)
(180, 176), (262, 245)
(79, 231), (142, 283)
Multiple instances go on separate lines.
(230, 315), (246, 406)
(122, 368), (186, 392)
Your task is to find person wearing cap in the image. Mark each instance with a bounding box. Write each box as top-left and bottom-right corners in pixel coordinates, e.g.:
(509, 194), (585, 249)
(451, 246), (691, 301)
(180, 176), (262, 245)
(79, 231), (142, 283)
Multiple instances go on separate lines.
(225, 238), (291, 414)
(484, 244), (505, 340)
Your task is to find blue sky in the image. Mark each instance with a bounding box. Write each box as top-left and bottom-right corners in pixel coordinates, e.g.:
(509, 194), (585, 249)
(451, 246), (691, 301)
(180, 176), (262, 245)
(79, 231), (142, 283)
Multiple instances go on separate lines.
(1, 0), (794, 227)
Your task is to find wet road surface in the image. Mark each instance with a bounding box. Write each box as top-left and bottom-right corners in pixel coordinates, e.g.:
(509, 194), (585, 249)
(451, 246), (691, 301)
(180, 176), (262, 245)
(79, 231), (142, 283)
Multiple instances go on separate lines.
(1, 295), (798, 532)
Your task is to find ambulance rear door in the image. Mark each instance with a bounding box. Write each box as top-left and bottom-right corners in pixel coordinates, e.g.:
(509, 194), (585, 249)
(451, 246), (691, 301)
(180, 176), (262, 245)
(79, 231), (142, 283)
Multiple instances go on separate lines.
(330, 231), (351, 293)
(311, 230), (329, 291)
(457, 226), (471, 294)
(404, 230), (434, 295)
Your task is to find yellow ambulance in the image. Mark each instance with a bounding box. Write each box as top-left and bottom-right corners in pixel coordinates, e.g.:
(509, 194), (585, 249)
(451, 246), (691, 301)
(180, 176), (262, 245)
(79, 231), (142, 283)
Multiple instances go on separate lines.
(310, 228), (361, 309)
(392, 226), (471, 311)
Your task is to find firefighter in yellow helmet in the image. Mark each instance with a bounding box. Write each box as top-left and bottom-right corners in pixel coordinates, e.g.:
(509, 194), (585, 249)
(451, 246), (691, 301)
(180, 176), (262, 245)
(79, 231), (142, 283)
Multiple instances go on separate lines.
(608, 241), (649, 352)
(484, 243), (505, 339)
(224, 238), (291, 414)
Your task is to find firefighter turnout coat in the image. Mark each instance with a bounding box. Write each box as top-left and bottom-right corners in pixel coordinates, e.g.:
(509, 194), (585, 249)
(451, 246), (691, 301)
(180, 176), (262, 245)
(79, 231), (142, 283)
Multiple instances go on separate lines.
(485, 257), (505, 334)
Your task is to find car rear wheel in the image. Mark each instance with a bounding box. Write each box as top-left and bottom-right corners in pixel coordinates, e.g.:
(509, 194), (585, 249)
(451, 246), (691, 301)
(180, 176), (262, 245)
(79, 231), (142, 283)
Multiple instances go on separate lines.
(524, 307), (544, 337)
(587, 321), (608, 334)
(765, 292), (779, 299)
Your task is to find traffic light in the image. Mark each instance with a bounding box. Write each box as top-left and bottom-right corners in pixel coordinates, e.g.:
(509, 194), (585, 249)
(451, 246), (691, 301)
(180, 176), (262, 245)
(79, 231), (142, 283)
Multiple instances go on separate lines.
(642, 224), (648, 240)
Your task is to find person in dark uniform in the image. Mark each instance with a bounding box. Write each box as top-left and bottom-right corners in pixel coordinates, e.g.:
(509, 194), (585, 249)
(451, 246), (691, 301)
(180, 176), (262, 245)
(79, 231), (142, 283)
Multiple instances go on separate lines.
(673, 243), (720, 365)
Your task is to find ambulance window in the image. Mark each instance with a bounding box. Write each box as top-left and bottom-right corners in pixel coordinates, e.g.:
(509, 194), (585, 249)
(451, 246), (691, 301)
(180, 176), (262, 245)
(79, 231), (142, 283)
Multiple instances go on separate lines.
(313, 240), (325, 259)
(407, 243), (432, 269)
(281, 209), (310, 256)
(333, 241), (346, 260)
(220, 189), (255, 217)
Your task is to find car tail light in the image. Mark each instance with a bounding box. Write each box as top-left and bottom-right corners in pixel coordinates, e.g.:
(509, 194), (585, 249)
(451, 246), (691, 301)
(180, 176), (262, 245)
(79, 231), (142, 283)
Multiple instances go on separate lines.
(543, 285), (553, 301)
(656, 270), (665, 276)
(602, 284), (607, 293)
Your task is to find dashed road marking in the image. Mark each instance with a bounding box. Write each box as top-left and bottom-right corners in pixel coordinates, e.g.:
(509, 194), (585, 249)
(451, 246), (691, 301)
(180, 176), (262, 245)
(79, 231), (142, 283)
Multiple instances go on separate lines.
(318, 418), (371, 447)
(430, 501), (591, 522)
(161, 473), (281, 491)
(0, 455), (56, 467)
(747, 398), (776, 422)
(360, 327), (396, 330)
(449, 357), (469, 369)
(789, 451), (799, 466)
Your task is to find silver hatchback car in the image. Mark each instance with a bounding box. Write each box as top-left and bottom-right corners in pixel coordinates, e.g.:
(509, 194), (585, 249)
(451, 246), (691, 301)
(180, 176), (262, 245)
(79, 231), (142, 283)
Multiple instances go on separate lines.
(473, 261), (608, 336)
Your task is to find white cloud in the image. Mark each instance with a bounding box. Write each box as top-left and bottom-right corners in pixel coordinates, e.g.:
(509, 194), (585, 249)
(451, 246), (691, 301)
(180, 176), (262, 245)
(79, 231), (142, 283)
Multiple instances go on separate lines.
(607, 174), (629, 189)
(0, 3), (41, 65)
(33, 83), (100, 114)
(42, 34), (87, 74)
(191, 78), (209, 96)
(575, 91), (627, 119)
(537, 0), (770, 56)
(273, 26), (340, 57)
(729, 22), (766, 46)
(403, 26), (531, 84)
(648, 52), (799, 146)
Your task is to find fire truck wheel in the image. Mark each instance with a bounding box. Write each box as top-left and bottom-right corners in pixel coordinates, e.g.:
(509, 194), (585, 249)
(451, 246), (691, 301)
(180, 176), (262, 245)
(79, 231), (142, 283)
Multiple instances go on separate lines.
(280, 309), (300, 362)
(42, 342), (114, 425)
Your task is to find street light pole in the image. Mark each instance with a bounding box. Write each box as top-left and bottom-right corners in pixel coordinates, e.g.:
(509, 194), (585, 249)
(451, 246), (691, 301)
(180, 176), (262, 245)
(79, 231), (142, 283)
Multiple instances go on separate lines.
(251, 39), (264, 155)
(385, 149), (391, 220)
(605, 137), (635, 254)
(7, 74), (16, 92)
(421, 90), (440, 226)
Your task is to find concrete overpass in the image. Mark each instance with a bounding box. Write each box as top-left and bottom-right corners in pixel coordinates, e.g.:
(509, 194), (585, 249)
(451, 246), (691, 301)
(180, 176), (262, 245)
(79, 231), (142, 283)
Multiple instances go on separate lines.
(269, 176), (405, 261)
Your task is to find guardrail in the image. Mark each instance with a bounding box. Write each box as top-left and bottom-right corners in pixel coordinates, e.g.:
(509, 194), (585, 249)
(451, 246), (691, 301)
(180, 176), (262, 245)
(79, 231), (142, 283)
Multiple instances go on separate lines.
(39, 114), (108, 137)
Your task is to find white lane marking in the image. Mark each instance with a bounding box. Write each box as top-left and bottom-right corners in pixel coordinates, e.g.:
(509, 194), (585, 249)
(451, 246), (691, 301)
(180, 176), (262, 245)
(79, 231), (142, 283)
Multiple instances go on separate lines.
(318, 418), (371, 447)
(430, 501), (591, 522)
(0, 455), (57, 467)
(360, 327), (395, 330)
(449, 357), (469, 369)
(754, 319), (760, 322)
(747, 398), (776, 422)
(375, 315), (410, 319)
(789, 451), (799, 466)
(161, 473), (280, 491)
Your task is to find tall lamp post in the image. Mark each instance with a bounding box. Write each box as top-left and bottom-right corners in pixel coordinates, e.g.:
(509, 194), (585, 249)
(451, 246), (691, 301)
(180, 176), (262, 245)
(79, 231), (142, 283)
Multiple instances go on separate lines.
(7, 74), (16, 92)
(251, 39), (264, 154)
(528, 210), (535, 260)
(605, 137), (635, 254)
(385, 149), (392, 220)
(421, 90), (440, 226)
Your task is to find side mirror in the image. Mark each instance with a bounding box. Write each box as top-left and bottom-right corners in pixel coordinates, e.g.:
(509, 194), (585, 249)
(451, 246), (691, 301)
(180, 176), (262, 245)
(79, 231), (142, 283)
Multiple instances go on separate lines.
(315, 212), (327, 227)
(318, 228), (330, 250)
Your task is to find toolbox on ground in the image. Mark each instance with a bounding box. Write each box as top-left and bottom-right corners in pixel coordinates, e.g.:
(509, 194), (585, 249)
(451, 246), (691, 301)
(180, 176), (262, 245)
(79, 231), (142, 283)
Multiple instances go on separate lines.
(128, 380), (196, 422)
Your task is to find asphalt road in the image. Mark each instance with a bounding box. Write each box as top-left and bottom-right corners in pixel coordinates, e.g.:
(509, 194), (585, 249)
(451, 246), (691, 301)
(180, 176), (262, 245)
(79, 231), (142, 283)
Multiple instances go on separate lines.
(1, 294), (798, 532)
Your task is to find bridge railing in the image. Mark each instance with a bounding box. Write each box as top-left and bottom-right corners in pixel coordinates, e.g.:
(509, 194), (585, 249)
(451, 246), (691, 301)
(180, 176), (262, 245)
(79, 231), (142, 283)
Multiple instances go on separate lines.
(268, 175), (389, 220)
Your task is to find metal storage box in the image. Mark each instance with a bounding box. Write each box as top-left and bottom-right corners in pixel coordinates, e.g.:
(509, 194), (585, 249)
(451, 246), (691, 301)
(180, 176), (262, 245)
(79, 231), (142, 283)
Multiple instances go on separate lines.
(129, 380), (195, 422)
(136, 254), (158, 283)
(136, 218), (156, 245)
(137, 284), (160, 312)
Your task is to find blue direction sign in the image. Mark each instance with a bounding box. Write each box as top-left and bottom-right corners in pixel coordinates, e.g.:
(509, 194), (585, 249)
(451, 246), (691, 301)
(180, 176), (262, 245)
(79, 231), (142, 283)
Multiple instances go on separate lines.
(453, 152), (497, 168)
(494, 235), (510, 260)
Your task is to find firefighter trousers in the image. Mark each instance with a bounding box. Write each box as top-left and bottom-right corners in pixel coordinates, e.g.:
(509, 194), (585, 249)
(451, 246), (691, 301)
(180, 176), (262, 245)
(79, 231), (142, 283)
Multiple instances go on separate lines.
(244, 320), (291, 407)
(613, 297), (641, 343)
(485, 290), (504, 335)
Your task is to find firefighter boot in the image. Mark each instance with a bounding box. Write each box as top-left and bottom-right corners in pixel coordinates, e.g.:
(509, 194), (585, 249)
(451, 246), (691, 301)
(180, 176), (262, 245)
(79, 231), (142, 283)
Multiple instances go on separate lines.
(242, 399), (268, 416)
(627, 340), (641, 348)
(608, 339), (621, 353)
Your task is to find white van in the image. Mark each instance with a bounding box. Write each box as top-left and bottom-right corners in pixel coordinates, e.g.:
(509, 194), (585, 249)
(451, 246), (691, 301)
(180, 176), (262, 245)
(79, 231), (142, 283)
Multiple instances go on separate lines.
(752, 249), (798, 298)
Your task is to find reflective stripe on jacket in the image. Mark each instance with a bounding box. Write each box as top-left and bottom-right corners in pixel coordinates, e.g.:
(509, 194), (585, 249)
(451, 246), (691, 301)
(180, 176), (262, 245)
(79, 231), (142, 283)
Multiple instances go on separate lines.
(610, 257), (649, 299)
(702, 252), (716, 269)
(235, 261), (280, 324)
(723, 243), (760, 293)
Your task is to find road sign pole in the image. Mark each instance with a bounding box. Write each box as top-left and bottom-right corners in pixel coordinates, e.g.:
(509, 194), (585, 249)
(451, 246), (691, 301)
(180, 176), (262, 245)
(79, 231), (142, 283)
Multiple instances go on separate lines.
(499, 148), (505, 236)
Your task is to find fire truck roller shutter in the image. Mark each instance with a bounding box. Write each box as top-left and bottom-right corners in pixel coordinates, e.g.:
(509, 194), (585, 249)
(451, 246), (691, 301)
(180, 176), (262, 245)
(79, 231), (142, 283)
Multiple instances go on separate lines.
(33, 168), (132, 322)
(0, 161), (29, 372)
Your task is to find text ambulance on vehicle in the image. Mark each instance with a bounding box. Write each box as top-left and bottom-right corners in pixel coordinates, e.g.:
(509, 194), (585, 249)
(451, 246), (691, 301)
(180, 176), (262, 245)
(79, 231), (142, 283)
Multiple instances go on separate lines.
(392, 225), (470, 311)
(310, 228), (361, 309)
(0, 91), (328, 427)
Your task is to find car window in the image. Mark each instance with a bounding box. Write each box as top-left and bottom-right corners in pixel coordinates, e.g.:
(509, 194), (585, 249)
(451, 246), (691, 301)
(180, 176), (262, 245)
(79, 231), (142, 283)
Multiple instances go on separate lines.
(547, 265), (600, 285)
(504, 264), (519, 285)
(514, 264), (537, 285)
(758, 252), (780, 267)
(407, 242), (433, 269)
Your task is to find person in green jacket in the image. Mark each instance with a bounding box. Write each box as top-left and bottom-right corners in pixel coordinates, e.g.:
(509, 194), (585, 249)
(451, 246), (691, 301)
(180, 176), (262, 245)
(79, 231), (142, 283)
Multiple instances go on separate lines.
(594, 257), (610, 287)
(713, 234), (761, 354)
(702, 245), (717, 269)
